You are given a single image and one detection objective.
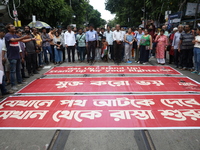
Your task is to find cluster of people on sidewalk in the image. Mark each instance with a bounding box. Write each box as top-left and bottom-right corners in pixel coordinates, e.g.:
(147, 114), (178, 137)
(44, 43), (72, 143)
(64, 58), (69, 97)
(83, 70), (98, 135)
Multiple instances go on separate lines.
(0, 21), (200, 95)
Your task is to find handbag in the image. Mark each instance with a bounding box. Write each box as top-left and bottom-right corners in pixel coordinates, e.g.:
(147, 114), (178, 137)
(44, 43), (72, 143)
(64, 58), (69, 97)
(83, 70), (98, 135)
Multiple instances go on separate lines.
(57, 41), (63, 50)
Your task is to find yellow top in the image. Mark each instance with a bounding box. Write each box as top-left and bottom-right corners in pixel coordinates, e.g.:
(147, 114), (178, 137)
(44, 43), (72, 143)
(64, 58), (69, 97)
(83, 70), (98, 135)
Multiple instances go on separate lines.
(49, 32), (54, 45)
(33, 34), (42, 46)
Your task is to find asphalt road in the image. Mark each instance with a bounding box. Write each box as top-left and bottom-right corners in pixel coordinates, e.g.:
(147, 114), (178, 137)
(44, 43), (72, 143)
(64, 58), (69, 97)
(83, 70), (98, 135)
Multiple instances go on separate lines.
(0, 56), (199, 150)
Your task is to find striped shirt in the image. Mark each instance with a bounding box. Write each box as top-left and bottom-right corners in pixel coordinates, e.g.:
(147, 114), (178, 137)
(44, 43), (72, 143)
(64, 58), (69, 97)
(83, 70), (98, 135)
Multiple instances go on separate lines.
(180, 32), (194, 50)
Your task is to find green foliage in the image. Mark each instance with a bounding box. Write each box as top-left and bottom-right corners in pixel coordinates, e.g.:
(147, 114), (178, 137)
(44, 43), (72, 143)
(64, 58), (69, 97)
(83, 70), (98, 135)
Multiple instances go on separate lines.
(105, 0), (198, 27)
(14, 0), (106, 28)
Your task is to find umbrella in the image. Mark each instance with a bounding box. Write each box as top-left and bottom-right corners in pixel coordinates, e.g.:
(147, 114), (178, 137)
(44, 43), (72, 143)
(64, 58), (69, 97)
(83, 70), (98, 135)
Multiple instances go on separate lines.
(28, 21), (51, 29)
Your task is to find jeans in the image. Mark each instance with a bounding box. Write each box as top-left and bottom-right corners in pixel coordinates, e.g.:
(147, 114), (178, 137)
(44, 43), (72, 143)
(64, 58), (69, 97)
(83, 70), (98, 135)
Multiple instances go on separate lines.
(43, 46), (53, 63)
(9, 59), (22, 86)
(38, 51), (43, 66)
(193, 47), (200, 72)
(95, 48), (101, 60)
(78, 47), (86, 61)
(54, 48), (62, 62)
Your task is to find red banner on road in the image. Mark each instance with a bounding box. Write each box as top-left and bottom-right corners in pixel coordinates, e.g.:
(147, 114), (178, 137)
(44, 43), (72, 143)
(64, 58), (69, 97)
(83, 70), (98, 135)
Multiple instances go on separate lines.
(17, 77), (200, 94)
(44, 66), (181, 75)
(0, 95), (200, 129)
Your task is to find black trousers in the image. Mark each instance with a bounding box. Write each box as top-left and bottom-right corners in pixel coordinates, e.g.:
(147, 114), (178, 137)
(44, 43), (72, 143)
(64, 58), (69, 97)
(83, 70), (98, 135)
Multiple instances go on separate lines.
(21, 62), (26, 78)
(51, 45), (55, 62)
(67, 46), (75, 62)
(139, 45), (150, 63)
(180, 49), (193, 68)
(174, 49), (181, 67)
(87, 41), (96, 62)
(26, 53), (37, 74)
(113, 41), (122, 63)
(62, 47), (66, 61)
(108, 45), (114, 60)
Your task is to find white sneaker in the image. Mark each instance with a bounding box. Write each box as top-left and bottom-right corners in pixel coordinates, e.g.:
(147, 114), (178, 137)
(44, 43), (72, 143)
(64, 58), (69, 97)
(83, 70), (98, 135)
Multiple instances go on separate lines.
(18, 82), (28, 86)
(143, 63), (147, 65)
(11, 86), (18, 91)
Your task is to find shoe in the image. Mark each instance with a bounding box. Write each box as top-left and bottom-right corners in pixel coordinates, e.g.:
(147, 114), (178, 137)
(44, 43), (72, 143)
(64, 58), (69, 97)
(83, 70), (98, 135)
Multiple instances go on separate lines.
(17, 81), (27, 87)
(126, 61), (132, 63)
(29, 73), (34, 76)
(181, 67), (187, 70)
(22, 76), (29, 78)
(191, 70), (198, 74)
(137, 61), (140, 64)
(198, 72), (200, 76)
(142, 63), (147, 65)
(33, 71), (39, 74)
(11, 86), (18, 91)
(2, 91), (14, 95)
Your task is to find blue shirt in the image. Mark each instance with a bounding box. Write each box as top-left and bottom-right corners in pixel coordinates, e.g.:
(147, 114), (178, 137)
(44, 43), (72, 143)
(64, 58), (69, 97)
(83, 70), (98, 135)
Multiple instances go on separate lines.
(125, 34), (134, 45)
(5, 33), (20, 60)
(86, 30), (98, 42)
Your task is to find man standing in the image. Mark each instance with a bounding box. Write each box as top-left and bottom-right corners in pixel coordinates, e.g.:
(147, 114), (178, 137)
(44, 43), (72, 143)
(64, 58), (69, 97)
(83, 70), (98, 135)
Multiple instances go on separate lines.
(160, 25), (169, 37)
(113, 24), (123, 64)
(96, 28), (103, 61)
(32, 27), (43, 68)
(41, 27), (53, 65)
(179, 25), (194, 71)
(86, 24), (98, 64)
(16, 30), (27, 79)
(24, 26), (39, 76)
(76, 28), (86, 62)
(0, 29), (13, 96)
(105, 26), (114, 60)
(172, 25), (183, 68)
(64, 25), (76, 63)
(100, 28), (106, 37)
(4, 24), (30, 91)
(49, 28), (56, 63)
(135, 27), (144, 62)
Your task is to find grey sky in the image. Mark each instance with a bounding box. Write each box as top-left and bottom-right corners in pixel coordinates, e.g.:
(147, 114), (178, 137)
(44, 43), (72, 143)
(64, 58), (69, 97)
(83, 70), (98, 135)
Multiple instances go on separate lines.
(89, 0), (115, 21)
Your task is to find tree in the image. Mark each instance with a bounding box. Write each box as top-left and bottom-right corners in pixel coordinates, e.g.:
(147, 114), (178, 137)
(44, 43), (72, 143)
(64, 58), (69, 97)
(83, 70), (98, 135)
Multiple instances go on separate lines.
(105, 0), (197, 27)
(16, 0), (73, 27)
(14, 0), (106, 28)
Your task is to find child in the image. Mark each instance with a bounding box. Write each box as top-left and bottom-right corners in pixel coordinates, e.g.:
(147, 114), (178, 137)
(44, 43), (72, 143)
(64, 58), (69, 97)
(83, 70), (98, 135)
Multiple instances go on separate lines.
(101, 37), (109, 62)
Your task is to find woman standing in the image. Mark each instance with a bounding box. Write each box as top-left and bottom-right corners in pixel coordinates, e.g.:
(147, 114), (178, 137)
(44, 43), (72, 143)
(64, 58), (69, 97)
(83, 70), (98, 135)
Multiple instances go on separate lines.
(192, 27), (200, 75)
(76, 28), (86, 62)
(53, 31), (63, 64)
(138, 29), (152, 64)
(124, 28), (135, 63)
(155, 29), (168, 65)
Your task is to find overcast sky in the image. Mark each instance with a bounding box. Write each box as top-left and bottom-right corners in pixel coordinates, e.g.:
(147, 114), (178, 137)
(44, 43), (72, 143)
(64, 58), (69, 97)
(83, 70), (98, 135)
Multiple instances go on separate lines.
(89, 0), (115, 22)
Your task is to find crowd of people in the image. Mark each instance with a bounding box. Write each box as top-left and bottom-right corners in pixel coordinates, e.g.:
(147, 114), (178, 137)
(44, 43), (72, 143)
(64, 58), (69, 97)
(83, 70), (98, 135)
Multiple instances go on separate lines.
(0, 21), (200, 96)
